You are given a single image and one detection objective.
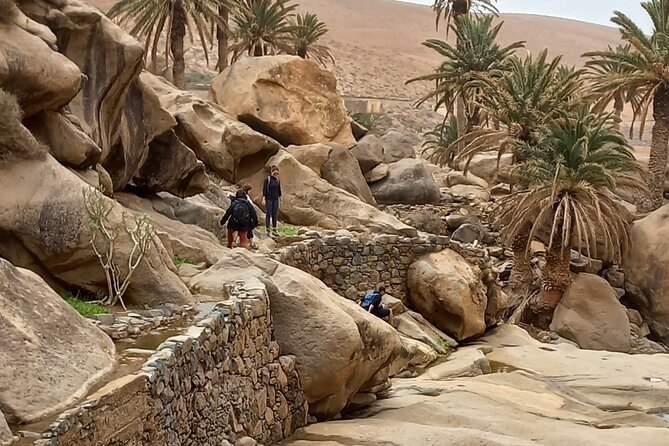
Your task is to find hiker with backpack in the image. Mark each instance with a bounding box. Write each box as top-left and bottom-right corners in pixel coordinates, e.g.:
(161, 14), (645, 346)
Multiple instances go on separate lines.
(221, 190), (258, 249)
(360, 286), (394, 325)
(262, 166), (282, 236)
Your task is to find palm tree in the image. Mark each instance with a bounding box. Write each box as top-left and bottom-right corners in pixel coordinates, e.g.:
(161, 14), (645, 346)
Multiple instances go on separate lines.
(288, 12), (334, 66)
(217, 3), (231, 71)
(228, 0), (297, 62)
(432, 0), (498, 30)
(493, 108), (646, 325)
(422, 116), (460, 167)
(584, 0), (669, 211)
(451, 50), (584, 170)
(108, 0), (227, 89)
(407, 15), (524, 133)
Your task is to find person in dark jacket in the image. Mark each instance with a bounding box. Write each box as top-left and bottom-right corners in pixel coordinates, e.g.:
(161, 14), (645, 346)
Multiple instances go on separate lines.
(221, 190), (258, 249)
(262, 166), (282, 236)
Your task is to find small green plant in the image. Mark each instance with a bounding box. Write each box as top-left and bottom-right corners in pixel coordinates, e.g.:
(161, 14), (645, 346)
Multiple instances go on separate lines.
(349, 112), (387, 137)
(61, 291), (109, 318)
(436, 337), (452, 354)
(275, 226), (299, 236)
(173, 255), (195, 267)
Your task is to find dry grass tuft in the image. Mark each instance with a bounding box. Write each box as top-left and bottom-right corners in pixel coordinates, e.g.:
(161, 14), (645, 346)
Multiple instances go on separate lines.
(0, 89), (48, 163)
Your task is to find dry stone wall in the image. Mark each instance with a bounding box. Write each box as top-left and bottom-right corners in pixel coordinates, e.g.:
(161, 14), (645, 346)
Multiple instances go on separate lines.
(34, 281), (308, 446)
(276, 233), (494, 301)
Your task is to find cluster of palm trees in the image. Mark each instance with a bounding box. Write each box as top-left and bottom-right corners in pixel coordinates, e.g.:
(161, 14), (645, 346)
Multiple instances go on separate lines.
(107, 0), (334, 89)
(414, 0), (668, 325)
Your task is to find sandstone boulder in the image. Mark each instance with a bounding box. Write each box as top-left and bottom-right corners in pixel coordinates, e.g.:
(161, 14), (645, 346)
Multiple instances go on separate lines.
(0, 156), (191, 307)
(0, 7), (82, 117)
(446, 171), (489, 189)
(351, 135), (384, 173)
(395, 310), (457, 355)
(550, 274), (631, 352)
(380, 131), (418, 163)
(450, 184), (491, 202)
(407, 249), (488, 340)
(115, 193), (226, 266)
(286, 143), (376, 205)
(0, 258), (115, 423)
(460, 152), (513, 185)
(24, 110), (101, 169)
(364, 163), (389, 183)
(321, 144), (376, 205)
(624, 204), (669, 344)
(245, 151), (416, 235)
(189, 251), (409, 419)
(0, 412), (14, 446)
(143, 72), (281, 183)
(210, 56), (355, 148)
(370, 159), (440, 205)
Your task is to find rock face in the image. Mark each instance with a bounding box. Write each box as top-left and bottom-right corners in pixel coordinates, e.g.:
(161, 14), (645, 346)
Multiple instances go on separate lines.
(14, 2), (207, 197)
(0, 156), (192, 307)
(0, 258), (115, 423)
(370, 159), (441, 205)
(188, 251), (409, 419)
(24, 111), (101, 169)
(0, 412), (14, 446)
(351, 135), (384, 173)
(550, 274), (631, 352)
(0, 6), (82, 117)
(380, 131), (418, 163)
(245, 151), (416, 235)
(460, 152), (513, 185)
(143, 72), (281, 183)
(625, 205), (669, 344)
(407, 249), (488, 340)
(320, 144), (376, 205)
(210, 56), (356, 148)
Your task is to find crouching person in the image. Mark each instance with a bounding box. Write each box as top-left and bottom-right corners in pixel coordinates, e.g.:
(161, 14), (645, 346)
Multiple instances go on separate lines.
(360, 286), (394, 325)
(221, 190), (258, 249)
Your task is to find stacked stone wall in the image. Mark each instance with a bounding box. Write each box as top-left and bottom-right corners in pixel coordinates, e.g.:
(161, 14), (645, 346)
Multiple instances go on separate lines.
(34, 281), (308, 446)
(276, 233), (493, 301)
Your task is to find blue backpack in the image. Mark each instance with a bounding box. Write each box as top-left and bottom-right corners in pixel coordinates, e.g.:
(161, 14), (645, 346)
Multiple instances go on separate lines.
(361, 291), (379, 310)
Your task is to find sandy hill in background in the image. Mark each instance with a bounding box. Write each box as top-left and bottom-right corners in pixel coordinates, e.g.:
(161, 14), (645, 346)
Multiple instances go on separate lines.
(86, 0), (622, 101)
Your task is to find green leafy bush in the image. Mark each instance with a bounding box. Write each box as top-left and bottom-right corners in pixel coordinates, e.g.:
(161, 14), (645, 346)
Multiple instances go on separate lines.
(350, 112), (387, 137)
(60, 291), (109, 318)
(173, 255), (196, 267)
(275, 226), (299, 236)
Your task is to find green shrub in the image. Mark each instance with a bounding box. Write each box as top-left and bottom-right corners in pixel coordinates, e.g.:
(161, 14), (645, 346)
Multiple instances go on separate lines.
(173, 255), (196, 267)
(60, 291), (109, 318)
(350, 112), (387, 137)
(275, 226), (299, 236)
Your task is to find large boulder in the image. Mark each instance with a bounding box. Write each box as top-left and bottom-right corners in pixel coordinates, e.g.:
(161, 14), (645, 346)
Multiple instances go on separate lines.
(0, 5), (82, 117)
(550, 274), (631, 352)
(351, 135), (384, 173)
(459, 152), (513, 185)
(0, 412), (14, 446)
(143, 72), (281, 183)
(321, 144), (376, 205)
(23, 2), (206, 196)
(286, 143), (376, 205)
(0, 156), (192, 307)
(380, 131), (418, 163)
(24, 110), (101, 169)
(188, 251), (409, 419)
(407, 249), (488, 341)
(210, 56), (356, 148)
(245, 151), (416, 235)
(0, 258), (115, 423)
(370, 159), (441, 205)
(625, 205), (669, 344)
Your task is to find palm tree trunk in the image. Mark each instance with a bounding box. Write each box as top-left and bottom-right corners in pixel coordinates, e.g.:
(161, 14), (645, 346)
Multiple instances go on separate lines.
(532, 244), (571, 328)
(216, 5), (229, 72)
(613, 92), (623, 131)
(508, 229), (532, 297)
(170, 1), (187, 89)
(647, 85), (669, 211)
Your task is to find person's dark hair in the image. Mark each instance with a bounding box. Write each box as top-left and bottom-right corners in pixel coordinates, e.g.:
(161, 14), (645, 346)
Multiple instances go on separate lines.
(235, 189), (246, 198)
(378, 286), (386, 293)
(242, 183), (253, 192)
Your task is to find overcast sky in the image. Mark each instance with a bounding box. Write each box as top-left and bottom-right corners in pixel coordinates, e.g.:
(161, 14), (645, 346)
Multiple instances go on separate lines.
(403, 0), (653, 31)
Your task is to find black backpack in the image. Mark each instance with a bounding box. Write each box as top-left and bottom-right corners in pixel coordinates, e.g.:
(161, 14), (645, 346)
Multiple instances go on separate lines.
(230, 200), (251, 227)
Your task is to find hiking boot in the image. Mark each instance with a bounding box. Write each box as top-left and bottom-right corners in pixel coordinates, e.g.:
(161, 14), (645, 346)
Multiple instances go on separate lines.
(265, 227), (270, 236)
(272, 228), (279, 236)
